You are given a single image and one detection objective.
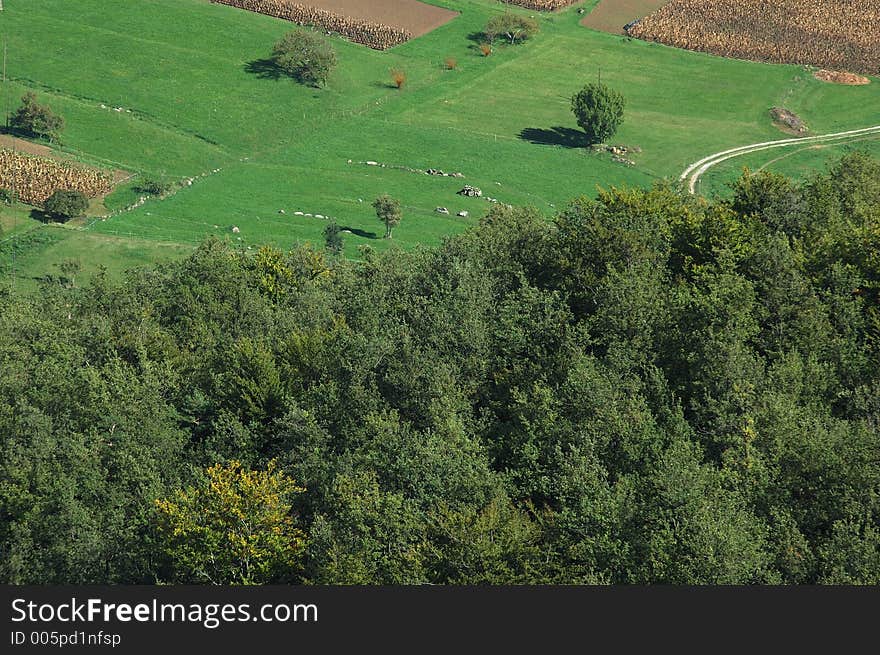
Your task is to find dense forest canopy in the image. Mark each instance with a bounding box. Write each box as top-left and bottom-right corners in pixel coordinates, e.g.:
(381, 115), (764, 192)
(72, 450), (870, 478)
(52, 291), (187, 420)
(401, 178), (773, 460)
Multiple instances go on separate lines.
(1, 153), (879, 584)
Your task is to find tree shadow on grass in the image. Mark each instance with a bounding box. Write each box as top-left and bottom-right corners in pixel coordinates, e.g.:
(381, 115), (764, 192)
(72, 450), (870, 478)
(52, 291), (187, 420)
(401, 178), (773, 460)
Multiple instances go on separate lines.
(369, 80), (400, 90)
(29, 208), (55, 223)
(519, 127), (587, 149)
(340, 226), (378, 239)
(244, 58), (284, 80)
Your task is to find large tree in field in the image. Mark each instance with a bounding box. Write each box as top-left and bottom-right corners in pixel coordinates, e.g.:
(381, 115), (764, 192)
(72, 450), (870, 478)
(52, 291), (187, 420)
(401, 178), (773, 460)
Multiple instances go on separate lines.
(272, 30), (337, 88)
(43, 190), (88, 222)
(373, 194), (402, 239)
(485, 12), (539, 45)
(10, 92), (64, 142)
(571, 82), (626, 145)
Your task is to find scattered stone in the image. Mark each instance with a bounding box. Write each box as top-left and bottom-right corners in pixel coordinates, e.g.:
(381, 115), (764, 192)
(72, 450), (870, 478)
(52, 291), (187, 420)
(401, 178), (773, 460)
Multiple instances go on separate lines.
(436, 207), (450, 214)
(366, 161), (379, 166)
(457, 210), (469, 218)
(452, 172), (465, 178)
(279, 209), (286, 214)
(458, 185), (482, 197)
(294, 211), (304, 216)
(315, 214), (325, 219)
(232, 226), (240, 233)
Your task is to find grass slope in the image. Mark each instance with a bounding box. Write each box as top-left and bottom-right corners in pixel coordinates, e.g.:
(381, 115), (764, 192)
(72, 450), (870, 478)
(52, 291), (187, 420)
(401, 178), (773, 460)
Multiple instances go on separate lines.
(2, 0), (879, 281)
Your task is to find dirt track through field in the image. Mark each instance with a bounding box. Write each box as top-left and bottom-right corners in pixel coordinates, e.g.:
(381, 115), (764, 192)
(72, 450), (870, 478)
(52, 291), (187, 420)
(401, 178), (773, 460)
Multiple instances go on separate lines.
(581, 0), (673, 34)
(299, 0), (458, 37)
(680, 124), (880, 193)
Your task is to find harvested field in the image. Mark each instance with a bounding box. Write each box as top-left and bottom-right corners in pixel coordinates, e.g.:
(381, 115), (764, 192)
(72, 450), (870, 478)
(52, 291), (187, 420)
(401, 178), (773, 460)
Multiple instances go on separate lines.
(211, 0), (458, 49)
(0, 149), (115, 206)
(581, 0), (673, 35)
(627, 0), (880, 75)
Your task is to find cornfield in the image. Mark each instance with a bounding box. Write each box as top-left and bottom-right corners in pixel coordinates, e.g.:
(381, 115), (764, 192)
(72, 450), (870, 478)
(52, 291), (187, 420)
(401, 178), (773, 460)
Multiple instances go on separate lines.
(628, 0), (880, 75)
(211, 0), (412, 50)
(500, 0), (578, 9)
(0, 149), (114, 206)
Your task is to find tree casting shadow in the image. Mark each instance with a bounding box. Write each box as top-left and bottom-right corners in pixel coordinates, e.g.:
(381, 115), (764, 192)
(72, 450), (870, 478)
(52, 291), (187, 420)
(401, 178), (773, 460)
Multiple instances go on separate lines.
(518, 126), (587, 149)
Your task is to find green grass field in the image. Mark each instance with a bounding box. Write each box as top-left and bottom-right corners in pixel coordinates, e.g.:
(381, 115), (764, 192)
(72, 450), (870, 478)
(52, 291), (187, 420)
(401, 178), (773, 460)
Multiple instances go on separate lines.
(2, 0), (879, 288)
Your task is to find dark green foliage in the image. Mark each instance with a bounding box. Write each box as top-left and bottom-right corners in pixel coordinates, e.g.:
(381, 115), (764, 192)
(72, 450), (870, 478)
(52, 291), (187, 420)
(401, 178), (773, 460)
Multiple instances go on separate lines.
(485, 12), (539, 45)
(323, 222), (344, 255)
(571, 82), (626, 145)
(135, 177), (173, 196)
(43, 189), (89, 222)
(271, 30), (337, 88)
(2, 154), (880, 584)
(10, 92), (65, 142)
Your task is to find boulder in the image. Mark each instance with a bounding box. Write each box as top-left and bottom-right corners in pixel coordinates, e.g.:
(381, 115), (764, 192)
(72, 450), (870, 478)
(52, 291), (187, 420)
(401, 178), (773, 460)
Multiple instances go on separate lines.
(457, 185), (482, 197)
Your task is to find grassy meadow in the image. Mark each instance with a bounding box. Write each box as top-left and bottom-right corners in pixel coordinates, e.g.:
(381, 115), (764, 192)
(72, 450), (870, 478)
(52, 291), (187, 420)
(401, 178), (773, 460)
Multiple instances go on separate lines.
(2, 0), (879, 287)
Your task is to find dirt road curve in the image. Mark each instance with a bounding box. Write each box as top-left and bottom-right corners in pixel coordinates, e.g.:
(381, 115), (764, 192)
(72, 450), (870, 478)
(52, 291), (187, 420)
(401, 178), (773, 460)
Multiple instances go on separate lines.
(680, 124), (880, 193)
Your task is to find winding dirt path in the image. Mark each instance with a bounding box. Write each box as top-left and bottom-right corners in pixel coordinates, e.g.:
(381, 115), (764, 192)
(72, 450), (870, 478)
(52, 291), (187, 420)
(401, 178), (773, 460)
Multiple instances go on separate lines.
(680, 124), (880, 193)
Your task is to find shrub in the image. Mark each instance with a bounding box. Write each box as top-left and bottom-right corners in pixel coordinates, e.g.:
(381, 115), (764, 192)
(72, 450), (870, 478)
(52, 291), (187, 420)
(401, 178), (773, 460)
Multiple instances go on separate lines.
(479, 43), (493, 57)
(272, 30), (337, 87)
(43, 189), (89, 222)
(485, 13), (539, 45)
(571, 82), (626, 145)
(136, 177), (173, 196)
(391, 69), (407, 89)
(10, 92), (65, 142)
(444, 57), (458, 70)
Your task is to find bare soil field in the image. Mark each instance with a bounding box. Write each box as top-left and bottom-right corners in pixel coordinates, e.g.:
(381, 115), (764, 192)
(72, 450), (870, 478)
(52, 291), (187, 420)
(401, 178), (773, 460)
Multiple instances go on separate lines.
(299, 0), (458, 37)
(212, 0), (458, 49)
(627, 0), (880, 75)
(581, 0), (672, 35)
(0, 135), (54, 158)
